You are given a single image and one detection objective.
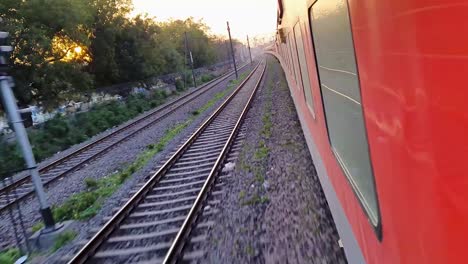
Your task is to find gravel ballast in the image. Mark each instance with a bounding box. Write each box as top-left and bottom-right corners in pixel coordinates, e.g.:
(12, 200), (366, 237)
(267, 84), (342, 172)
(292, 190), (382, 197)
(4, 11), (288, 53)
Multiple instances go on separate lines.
(201, 56), (347, 263)
(0, 64), (253, 262)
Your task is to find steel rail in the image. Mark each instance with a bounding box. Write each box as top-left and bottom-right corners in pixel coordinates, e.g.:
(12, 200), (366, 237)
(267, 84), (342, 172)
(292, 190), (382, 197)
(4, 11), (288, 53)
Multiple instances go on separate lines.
(67, 61), (262, 264)
(163, 61), (266, 263)
(0, 63), (249, 213)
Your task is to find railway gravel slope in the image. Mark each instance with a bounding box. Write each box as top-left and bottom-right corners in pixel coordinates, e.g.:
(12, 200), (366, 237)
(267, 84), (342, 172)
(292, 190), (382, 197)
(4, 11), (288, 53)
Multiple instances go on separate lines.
(200, 56), (347, 263)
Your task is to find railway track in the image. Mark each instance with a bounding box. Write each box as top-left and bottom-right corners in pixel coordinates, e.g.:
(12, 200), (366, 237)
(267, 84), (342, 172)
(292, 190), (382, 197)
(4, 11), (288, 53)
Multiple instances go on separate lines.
(67, 60), (266, 264)
(0, 63), (249, 213)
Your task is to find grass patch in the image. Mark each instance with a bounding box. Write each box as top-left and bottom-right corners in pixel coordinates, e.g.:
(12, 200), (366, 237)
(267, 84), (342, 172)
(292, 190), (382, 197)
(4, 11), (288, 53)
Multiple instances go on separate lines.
(0, 248), (20, 264)
(241, 193), (269, 206)
(254, 169), (265, 184)
(31, 222), (44, 233)
(196, 88), (227, 114)
(154, 121), (190, 153)
(84, 178), (98, 189)
(196, 72), (249, 114)
(254, 140), (269, 160)
(252, 77), (273, 162)
(238, 65), (274, 206)
(52, 231), (76, 252)
(50, 120), (190, 222)
(261, 110), (272, 139)
(238, 190), (246, 201)
(245, 244), (255, 256)
(200, 73), (215, 83)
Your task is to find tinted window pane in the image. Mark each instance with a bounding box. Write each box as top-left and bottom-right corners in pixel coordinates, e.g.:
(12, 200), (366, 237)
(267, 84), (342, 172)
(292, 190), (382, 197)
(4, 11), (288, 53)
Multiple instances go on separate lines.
(289, 32), (300, 85)
(310, 0), (379, 225)
(293, 23), (314, 113)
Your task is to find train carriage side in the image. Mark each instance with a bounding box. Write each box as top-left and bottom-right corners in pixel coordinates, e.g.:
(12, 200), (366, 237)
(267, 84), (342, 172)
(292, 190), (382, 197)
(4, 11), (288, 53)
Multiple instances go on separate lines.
(273, 0), (468, 263)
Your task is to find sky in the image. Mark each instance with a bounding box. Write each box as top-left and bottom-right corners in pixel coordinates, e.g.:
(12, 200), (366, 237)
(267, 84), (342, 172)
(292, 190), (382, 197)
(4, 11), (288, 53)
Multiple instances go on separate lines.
(131, 0), (277, 43)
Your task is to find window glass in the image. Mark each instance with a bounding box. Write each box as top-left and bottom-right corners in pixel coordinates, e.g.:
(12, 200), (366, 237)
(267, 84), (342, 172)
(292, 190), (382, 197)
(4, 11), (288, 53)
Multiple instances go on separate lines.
(285, 43), (292, 73)
(293, 23), (315, 114)
(286, 43), (292, 73)
(290, 29), (302, 88)
(288, 32), (299, 84)
(309, 0), (380, 225)
(283, 44), (290, 72)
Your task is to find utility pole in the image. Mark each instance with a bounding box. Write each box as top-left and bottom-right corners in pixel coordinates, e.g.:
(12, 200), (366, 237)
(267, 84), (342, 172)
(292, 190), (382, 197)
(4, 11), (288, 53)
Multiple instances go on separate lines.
(184, 32), (197, 88)
(226, 21), (238, 79)
(183, 32), (187, 89)
(225, 40), (230, 66)
(247, 35), (253, 66)
(0, 26), (56, 229)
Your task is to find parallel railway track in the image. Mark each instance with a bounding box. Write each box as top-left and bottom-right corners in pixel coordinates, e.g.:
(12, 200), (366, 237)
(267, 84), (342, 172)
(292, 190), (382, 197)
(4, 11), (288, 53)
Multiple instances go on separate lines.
(67, 60), (266, 264)
(0, 64), (249, 213)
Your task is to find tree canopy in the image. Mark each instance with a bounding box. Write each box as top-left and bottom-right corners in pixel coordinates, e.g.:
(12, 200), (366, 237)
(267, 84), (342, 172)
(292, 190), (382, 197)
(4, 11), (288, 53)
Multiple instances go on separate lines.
(0, 0), (238, 110)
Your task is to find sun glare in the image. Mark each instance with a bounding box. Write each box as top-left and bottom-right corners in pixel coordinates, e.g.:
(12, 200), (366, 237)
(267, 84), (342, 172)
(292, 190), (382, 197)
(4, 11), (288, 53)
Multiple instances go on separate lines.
(50, 36), (90, 63)
(74, 46), (82, 54)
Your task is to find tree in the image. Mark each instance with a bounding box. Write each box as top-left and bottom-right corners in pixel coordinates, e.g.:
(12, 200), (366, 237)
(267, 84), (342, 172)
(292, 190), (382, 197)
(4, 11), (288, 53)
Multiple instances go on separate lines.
(0, 1), (241, 110)
(159, 18), (217, 68)
(0, 0), (94, 109)
(87, 0), (131, 85)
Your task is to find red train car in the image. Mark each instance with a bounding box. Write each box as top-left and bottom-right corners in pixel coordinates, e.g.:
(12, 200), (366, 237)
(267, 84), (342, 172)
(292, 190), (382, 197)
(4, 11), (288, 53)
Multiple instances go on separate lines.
(272, 0), (468, 263)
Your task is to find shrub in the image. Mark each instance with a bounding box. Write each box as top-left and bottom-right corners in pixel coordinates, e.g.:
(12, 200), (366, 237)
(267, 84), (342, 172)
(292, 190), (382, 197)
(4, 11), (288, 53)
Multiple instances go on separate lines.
(201, 74), (214, 83)
(0, 248), (20, 264)
(31, 222), (44, 233)
(84, 178), (98, 189)
(52, 231), (76, 252)
(175, 79), (184, 91)
(53, 191), (99, 221)
(0, 142), (24, 177)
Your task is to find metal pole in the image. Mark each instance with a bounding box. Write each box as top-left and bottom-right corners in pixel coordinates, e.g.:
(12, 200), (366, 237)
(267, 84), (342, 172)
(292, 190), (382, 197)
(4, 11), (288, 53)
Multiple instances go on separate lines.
(0, 31), (56, 229)
(184, 32), (197, 88)
(247, 35), (253, 66)
(0, 78), (55, 228)
(226, 21), (238, 79)
(189, 51), (197, 88)
(225, 40), (230, 66)
(183, 32), (188, 89)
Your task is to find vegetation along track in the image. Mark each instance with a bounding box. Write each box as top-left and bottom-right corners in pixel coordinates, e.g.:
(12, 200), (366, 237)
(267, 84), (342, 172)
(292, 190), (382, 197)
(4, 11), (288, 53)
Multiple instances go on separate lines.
(67, 60), (266, 264)
(0, 64), (250, 214)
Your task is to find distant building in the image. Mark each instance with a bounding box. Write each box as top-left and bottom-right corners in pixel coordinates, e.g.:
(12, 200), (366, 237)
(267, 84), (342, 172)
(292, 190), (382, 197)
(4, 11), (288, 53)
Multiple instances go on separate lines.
(0, 92), (122, 134)
(0, 116), (10, 135)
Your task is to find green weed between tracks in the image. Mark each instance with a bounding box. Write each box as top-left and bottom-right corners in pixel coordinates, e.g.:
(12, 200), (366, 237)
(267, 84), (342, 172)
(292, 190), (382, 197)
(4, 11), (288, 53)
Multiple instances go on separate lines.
(253, 70), (273, 161)
(197, 71), (249, 114)
(3, 230), (78, 262)
(0, 248), (20, 264)
(51, 120), (191, 222)
(239, 62), (274, 206)
(34, 71), (251, 227)
(51, 231), (77, 252)
(241, 193), (269, 206)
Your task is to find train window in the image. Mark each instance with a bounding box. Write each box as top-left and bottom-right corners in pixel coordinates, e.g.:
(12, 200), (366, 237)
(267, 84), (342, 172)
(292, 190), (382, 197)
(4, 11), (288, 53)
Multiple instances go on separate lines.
(309, 0), (381, 228)
(293, 22), (315, 115)
(288, 32), (299, 84)
(286, 42), (292, 74)
(283, 44), (290, 72)
(281, 43), (288, 71)
(290, 30), (302, 88)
